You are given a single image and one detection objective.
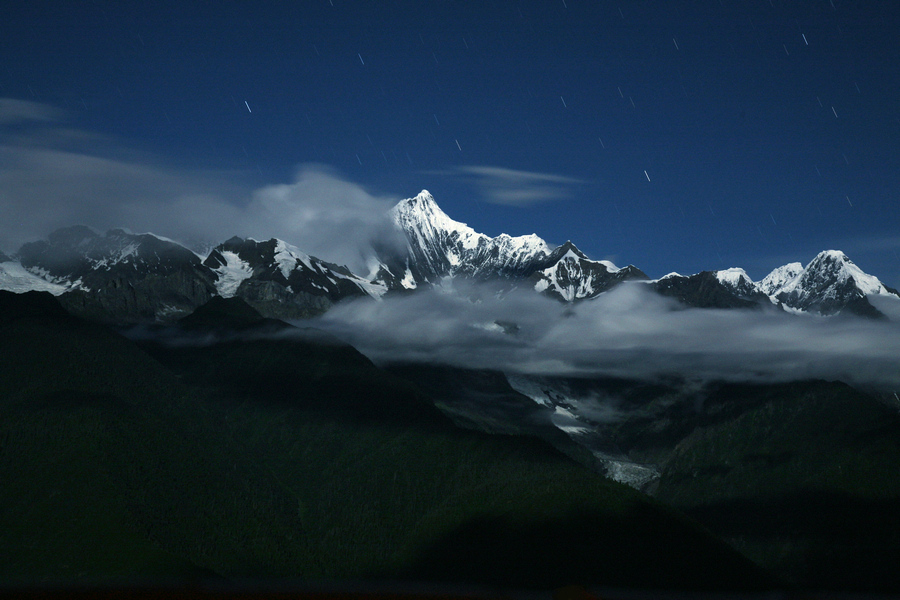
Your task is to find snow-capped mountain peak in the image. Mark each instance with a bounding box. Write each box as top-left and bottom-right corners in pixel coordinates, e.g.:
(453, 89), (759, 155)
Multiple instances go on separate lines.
(273, 239), (316, 277)
(757, 250), (895, 316)
(391, 190), (488, 254)
(802, 250), (888, 296)
(381, 190), (553, 286)
(656, 272), (683, 281)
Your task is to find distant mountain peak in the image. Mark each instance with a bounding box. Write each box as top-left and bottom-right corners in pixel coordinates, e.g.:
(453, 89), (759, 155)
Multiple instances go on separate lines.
(782, 250), (888, 297)
(740, 250), (896, 316)
(391, 190), (483, 245)
(45, 225), (100, 247)
(414, 188), (436, 204)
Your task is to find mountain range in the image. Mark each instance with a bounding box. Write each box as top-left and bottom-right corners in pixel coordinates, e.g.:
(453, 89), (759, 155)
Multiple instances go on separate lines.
(4, 191), (900, 593)
(2, 190), (898, 323)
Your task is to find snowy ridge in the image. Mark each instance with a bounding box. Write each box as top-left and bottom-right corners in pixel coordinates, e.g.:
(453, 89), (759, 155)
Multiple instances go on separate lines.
(393, 190), (488, 252)
(774, 250), (888, 298)
(710, 250), (898, 315)
(713, 267), (764, 301)
(533, 249), (607, 301)
(3, 192), (895, 321)
(11, 227), (206, 297)
(599, 260), (621, 274)
(656, 272), (683, 281)
(204, 236), (387, 308)
(335, 270), (388, 299)
(384, 191), (646, 300)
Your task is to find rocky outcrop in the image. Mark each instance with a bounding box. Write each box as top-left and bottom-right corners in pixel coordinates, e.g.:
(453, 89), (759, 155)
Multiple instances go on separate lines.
(233, 279), (333, 319)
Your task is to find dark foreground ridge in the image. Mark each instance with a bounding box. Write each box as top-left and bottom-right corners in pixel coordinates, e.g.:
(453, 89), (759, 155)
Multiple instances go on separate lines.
(0, 584), (882, 600)
(0, 292), (777, 593)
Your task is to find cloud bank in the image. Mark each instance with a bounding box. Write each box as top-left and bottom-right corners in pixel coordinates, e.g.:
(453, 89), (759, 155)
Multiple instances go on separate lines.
(0, 98), (402, 274)
(313, 281), (900, 390)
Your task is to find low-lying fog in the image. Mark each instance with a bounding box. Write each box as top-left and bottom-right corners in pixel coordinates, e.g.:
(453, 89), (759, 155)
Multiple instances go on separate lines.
(311, 281), (900, 391)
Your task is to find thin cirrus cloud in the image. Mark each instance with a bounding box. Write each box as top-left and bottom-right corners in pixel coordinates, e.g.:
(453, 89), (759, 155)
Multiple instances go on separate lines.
(0, 97), (64, 124)
(450, 165), (587, 207)
(0, 98), (402, 274)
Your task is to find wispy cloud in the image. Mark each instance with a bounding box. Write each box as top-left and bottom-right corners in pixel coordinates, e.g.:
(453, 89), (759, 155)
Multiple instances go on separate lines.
(241, 167), (404, 274)
(0, 98), (402, 274)
(451, 165), (586, 207)
(0, 98), (64, 124)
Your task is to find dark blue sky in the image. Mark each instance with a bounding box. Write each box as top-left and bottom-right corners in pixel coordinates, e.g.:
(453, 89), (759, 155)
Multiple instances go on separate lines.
(2, 1), (899, 285)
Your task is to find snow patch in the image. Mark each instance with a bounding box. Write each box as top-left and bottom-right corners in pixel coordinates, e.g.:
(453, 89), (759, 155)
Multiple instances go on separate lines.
(656, 272), (682, 281)
(715, 267), (752, 287)
(599, 260), (620, 273)
(348, 277), (388, 299)
(551, 406), (591, 435)
(0, 261), (69, 295)
(273, 239), (314, 277)
(400, 267), (417, 289)
(602, 458), (661, 489)
(211, 251), (254, 298)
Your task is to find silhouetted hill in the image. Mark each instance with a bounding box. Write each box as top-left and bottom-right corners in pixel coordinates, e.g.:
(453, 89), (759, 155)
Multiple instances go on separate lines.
(176, 295), (293, 334)
(0, 291), (774, 592)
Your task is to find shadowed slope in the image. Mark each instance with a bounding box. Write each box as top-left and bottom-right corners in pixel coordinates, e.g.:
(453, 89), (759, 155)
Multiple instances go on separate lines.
(1, 291), (774, 591)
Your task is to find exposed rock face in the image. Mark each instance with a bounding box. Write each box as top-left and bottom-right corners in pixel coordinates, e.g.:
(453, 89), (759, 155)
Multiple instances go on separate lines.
(233, 279), (334, 319)
(765, 250), (893, 316)
(18, 227), (216, 323)
(653, 272), (761, 309)
(57, 269), (217, 323)
(528, 242), (648, 301)
(203, 236), (383, 319)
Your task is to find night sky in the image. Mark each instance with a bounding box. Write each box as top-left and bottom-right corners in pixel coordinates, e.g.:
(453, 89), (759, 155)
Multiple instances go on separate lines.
(2, 1), (899, 286)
